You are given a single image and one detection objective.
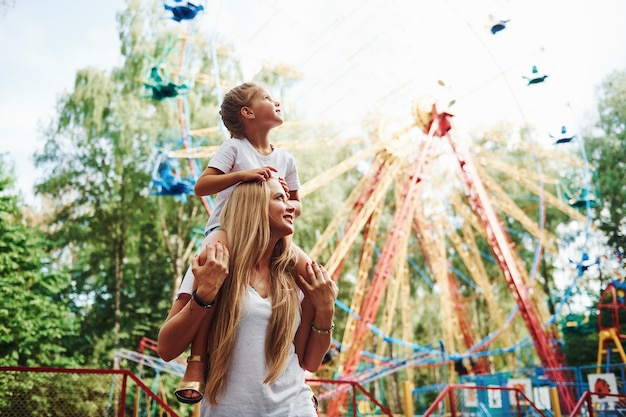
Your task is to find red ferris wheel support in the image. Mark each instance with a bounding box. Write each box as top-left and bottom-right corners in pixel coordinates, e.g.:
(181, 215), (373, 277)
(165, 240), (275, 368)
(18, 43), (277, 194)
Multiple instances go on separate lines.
(326, 128), (436, 417)
(432, 106), (576, 412)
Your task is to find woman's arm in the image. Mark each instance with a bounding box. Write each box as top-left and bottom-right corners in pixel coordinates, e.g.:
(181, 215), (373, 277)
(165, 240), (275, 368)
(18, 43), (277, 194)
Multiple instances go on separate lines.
(157, 242), (229, 361)
(294, 262), (338, 372)
(157, 294), (216, 361)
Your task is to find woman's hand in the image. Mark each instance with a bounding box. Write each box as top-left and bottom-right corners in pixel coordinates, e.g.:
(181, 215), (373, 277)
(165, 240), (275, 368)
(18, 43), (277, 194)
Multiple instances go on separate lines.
(298, 261), (338, 321)
(192, 241), (229, 302)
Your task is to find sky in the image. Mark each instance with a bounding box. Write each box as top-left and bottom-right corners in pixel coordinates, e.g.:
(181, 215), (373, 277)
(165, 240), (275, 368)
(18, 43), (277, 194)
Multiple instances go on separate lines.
(1, 0), (626, 206)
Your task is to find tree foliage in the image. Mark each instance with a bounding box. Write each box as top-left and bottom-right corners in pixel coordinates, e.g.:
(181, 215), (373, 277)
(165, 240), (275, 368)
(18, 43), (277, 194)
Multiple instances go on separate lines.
(588, 69), (626, 253)
(27, 0), (312, 367)
(0, 155), (78, 366)
(32, 1), (213, 364)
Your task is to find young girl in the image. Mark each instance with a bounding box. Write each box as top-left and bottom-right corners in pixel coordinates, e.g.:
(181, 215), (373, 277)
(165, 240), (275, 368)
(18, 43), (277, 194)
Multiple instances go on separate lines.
(173, 82), (307, 404)
(158, 178), (337, 415)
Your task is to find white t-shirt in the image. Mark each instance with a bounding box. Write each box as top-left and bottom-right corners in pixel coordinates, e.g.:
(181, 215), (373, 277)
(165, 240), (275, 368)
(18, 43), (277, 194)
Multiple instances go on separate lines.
(203, 137), (300, 234)
(200, 287), (317, 417)
(178, 138), (301, 296)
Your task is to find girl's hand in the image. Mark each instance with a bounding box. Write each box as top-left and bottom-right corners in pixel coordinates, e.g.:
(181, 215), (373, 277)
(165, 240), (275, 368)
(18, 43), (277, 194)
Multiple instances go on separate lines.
(278, 177), (291, 199)
(241, 166), (277, 182)
(192, 241), (229, 301)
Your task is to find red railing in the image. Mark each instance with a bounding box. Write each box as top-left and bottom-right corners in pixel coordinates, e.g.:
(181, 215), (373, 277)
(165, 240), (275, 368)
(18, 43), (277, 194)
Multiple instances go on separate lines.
(570, 391), (626, 417)
(423, 384), (549, 417)
(0, 366), (179, 417)
(1, 367), (394, 417)
(306, 377), (393, 416)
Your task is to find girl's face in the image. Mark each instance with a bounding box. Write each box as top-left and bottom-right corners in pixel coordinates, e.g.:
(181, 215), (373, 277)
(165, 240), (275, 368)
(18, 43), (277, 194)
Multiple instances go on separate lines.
(267, 179), (295, 237)
(248, 88), (283, 129)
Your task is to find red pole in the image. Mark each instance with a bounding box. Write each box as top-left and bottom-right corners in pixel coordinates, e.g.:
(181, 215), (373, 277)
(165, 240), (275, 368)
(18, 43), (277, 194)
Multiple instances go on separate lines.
(120, 373), (128, 417)
(431, 106), (577, 412)
(587, 395), (594, 417)
(449, 387), (457, 417)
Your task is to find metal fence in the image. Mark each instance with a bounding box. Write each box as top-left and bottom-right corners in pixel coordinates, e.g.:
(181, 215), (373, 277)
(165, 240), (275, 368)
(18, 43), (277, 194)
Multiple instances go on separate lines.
(412, 364), (626, 417)
(423, 384), (556, 417)
(307, 377), (394, 416)
(0, 366), (180, 417)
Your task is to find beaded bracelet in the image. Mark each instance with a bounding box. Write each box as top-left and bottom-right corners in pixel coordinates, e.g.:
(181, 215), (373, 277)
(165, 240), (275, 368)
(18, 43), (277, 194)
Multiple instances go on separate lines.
(311, 322), (335, 334)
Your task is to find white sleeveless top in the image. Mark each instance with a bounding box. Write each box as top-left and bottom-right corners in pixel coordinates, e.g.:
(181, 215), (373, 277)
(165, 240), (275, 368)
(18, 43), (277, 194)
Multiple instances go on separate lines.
(200, 287), (317, 417)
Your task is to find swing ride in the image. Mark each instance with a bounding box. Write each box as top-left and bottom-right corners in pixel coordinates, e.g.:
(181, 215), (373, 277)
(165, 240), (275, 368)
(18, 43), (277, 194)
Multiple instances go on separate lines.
(132, 0), (623, 414)
(523, 65), (549, 86)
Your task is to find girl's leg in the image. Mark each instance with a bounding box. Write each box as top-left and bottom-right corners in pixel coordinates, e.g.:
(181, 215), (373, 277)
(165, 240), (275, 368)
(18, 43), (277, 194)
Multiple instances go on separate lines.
(175, 230), (227, 403)
(173, 264), (209, 403)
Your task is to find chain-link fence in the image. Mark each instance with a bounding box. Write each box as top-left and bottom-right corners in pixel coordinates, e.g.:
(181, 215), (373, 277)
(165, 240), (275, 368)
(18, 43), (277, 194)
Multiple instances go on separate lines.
(0, 366), (179, 417)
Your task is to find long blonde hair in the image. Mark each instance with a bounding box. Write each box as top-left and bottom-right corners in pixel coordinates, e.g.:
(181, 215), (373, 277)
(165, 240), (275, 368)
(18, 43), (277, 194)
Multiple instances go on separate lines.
(204, 179), (300, 404)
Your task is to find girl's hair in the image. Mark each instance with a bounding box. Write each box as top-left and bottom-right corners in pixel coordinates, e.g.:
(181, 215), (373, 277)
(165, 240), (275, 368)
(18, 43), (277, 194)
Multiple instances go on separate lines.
(219, 82), (262, 139)
(204, 178), (300, 404)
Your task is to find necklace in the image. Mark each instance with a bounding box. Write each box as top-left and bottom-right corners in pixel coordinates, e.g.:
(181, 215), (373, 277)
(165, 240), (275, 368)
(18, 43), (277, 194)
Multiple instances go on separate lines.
(250, 270), (270, 291)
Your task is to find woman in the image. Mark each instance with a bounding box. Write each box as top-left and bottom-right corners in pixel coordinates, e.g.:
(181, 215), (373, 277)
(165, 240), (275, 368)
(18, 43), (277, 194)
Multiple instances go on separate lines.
(158, 177), (338, 416)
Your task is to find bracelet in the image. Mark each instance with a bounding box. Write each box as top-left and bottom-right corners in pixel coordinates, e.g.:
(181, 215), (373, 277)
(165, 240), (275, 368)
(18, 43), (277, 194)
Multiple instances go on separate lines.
(311, 321), (334, 334)
(192, 289), (215, 308)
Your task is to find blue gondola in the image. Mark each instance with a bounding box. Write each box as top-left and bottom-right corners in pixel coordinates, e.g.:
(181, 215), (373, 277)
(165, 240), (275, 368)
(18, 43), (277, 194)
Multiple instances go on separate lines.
(164, 1), (204, 22)
(149, 145), (199, 203)
(151, 159), (196, 203)
(490, 19), (510, 34)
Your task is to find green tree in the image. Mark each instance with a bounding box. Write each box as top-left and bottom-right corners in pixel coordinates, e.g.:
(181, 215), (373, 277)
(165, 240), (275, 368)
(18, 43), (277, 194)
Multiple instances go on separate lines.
(32, 1), (214, 364)
(588, 69), (626, 253)
(30, 0), (305, 366)
(0, 155), (79, 367)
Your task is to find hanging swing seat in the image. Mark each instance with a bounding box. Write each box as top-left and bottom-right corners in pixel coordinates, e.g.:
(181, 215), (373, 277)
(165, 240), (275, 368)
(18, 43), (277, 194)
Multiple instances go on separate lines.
(151, 160), (196, 203)
(564, 188), (599, 209)
(490, 20), (510, 34)
(550, 126), (576, 144)
(144, 81), (188, 101)
(164, 1), (204, 22)
(524, 74), (549, 85)
(523, 65), (549, 85)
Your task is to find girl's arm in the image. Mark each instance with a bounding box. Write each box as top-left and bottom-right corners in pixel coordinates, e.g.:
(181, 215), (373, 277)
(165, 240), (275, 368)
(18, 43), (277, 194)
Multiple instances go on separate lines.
(194, 166), (278, 196)
(277, 177), (302, 217)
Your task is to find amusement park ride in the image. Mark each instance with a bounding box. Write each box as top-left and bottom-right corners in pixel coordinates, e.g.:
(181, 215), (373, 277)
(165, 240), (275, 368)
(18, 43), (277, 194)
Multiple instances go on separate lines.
(596, 280), (626, 373)
(122, 1), (626, 415)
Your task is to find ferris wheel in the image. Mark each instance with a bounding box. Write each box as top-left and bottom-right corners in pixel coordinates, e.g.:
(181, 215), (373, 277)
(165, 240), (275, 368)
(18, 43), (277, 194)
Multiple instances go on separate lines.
(144, 1), (607, 415)
(167, 106), (595, 414)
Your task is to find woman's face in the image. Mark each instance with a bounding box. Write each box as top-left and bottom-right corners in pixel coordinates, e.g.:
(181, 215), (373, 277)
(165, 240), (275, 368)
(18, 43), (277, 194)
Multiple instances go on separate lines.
(267, 179), (295, 237)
